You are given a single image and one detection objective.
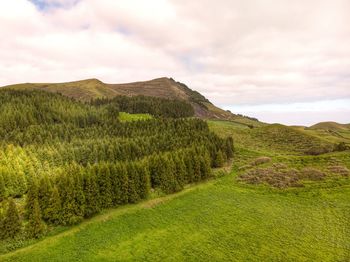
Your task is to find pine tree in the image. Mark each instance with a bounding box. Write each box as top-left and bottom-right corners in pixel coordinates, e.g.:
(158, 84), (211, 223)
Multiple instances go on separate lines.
(25, 179), (39, 219)
(46, 186), (62, 225)
(73, 168), (86, 218)
(126, 162), (139, 203)
(0, 174), (6, 201)
(114, 163), (129, 205)
(25, 199), (45, 238)
(1, 198), (22, 239)
(135, 161), (150, 199)
(38, 175), (52, 221)
(214, 150), (225, 168)
(97, 163), (112, 208)
(83, 168), (100, 218)
(59, 174), (81, 225)
(200, 150), (213, 180)
(225, 137), (234, 159)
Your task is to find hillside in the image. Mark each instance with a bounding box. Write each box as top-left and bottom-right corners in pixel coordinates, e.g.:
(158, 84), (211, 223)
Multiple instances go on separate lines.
(308, 121), (350, 131)
(1, 119), (349, 261)
(2, 77), (245, 121)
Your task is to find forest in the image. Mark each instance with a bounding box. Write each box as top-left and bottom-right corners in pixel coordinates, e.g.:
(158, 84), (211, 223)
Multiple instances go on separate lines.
(0, 90), (233, 240)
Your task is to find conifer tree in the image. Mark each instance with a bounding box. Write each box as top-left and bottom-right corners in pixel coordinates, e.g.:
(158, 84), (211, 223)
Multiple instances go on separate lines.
(46, 186), (62, 225)
(0, 174), (6, 201)
(26, 199), (45, 238)
(126, 162), (139, 203)
(25, 179), (39, 219)
(38, 175), (52, 221)
(214, 150), (225, 168)
(135, 161), (150, 199)
(1, 198), (22, 239)
(97, 163), (112, 208)
(83, 168), (100, 218)
(225, 137), (234, 159)
(114, 163), (129, 205)
(59, 174), (81, 225)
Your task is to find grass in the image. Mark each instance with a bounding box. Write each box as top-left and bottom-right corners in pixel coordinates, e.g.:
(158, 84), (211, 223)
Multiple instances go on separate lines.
(208, 120), (334, 155)
(118, 112), (153, 122)
(1, 170), (349, 261)
(1, 120), (349, 261)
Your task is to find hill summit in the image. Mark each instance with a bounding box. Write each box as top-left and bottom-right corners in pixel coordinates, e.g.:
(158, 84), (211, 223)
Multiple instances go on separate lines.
(2, 77), (248, 121)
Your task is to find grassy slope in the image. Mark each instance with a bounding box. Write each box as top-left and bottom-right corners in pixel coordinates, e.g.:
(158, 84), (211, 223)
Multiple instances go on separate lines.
(1, 120), (350, 261)
(1, 171), (349, 261)
(308, 121), (350, 131)
(208, 120), (334, 155)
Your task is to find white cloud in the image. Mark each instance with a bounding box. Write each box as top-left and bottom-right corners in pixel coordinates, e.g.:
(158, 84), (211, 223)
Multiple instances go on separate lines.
(0, 0), (349, 125)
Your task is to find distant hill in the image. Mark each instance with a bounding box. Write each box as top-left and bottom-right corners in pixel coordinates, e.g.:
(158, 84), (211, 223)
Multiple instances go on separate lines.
(308, 122), (350, 131)
(2, 77), (258, 122)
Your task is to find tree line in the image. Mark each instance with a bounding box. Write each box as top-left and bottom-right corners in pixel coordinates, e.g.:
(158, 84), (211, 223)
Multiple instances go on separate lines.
(92, 95), (194, 118)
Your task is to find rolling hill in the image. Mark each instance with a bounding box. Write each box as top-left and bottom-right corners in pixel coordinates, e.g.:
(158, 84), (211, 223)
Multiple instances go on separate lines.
(308, 121), (350, 131)
(2, 77), (247, 121)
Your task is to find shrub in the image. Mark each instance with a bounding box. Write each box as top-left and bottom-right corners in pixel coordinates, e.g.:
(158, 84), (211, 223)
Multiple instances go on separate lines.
(298, 167), (325, 181)
(327, 166), (349, 177)
(252, 157), (271, 166)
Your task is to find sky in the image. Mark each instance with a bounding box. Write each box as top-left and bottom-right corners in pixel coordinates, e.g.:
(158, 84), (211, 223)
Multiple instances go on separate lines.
(0, 0), (349, 126)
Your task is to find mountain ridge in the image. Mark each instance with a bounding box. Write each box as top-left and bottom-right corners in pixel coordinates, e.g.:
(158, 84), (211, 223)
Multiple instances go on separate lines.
(1, 77), (259, 124)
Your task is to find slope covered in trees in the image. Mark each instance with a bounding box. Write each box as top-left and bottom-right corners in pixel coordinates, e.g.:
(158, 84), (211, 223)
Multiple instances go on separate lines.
(0, 89), (233, 242)
(3, 77), (260, 122)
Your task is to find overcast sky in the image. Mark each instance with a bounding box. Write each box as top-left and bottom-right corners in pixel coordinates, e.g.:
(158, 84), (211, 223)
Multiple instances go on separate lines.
(1, 0), (349, 126)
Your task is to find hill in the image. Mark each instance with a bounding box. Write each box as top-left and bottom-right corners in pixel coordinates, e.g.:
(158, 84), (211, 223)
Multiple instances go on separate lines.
(308, 121), (350, 131)
(2, 77), (249, 121)
(208, 121), (335, 155)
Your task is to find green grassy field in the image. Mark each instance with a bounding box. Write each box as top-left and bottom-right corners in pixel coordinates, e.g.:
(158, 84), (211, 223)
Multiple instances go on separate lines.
(1, 120), (349, 261)
(1, 167), (349, 261)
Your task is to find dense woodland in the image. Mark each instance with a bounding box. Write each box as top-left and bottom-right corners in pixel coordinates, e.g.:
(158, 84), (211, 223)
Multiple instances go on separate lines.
(0, 90), (233, 240)
(92, 95), (195, 118)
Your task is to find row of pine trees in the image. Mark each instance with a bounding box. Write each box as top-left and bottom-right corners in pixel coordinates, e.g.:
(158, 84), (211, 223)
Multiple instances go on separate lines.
(1, 146), (220, 240)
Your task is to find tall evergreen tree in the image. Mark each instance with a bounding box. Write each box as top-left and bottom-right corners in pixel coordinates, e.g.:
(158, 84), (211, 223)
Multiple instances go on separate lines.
(25, 199), (45, 238)
(83, 167), (100, 218)
(1, 198), (22, 239)
(38, 175), (52, 221)
(46, 186), (62, 225)
(25, 179), (39, 219)
(0, 174), (6, 201)
(214, 150), (225, 168)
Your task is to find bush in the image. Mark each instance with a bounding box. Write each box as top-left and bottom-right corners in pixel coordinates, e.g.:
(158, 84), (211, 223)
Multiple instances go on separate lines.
(252, 157), (271, 166)
(298, 168), (325, 181)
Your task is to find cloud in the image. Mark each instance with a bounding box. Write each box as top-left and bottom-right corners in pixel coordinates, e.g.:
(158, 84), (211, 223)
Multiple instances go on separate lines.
(0, 0), (349, 125)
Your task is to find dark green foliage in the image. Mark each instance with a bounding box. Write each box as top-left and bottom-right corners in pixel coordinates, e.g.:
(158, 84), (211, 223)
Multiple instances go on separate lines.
(0, 174), (6, 201)
(0, 89), (233, 237)
(38, 175), (52, 221)
(58, 174), (82, 225)
(97, 163), (113, 208)
(214, 150), (225, 168)
(45, 186), (62, 225)
(334, 142), (348, 152)
(83, 169), (100, 218)
(25, 180), (39, 220)
(225, 137), (234, 158)
(93, 95), (194, 118)
(25, 199), (45, 238)
(0, 198), (22, 239)
(111, 163), (128, 205)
